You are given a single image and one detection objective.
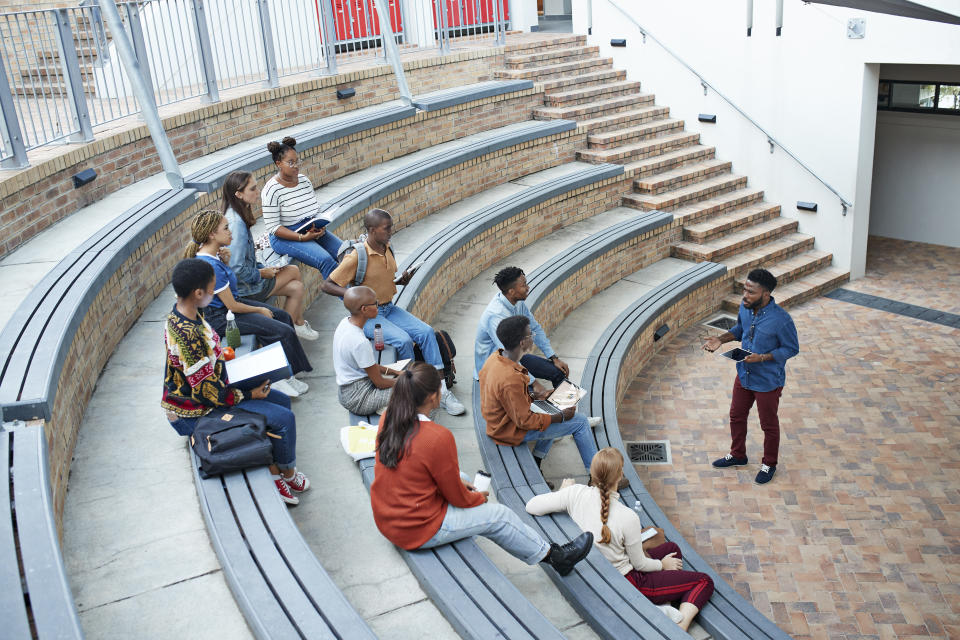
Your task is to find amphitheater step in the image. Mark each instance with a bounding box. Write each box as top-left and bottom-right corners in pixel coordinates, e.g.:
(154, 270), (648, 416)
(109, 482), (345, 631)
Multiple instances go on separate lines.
(580, 130), (698, 165)
(624, 171), (745, 212)
(720, 231), (818, 277)
(668, 187), (766, 225)
(577, 105), (671, 135)
(538, 68), (627, 93)
(495, 56), (613, 81)
(722, 268), (850, 311)
(503, 34), (586, 55)
(505, 45), (600, 69)
(587, 117), (685, 149)
(634, 158), (732, 196)
(545, 80), (643, 107)
(624, 144), (716, 178)
(672, 217), (800, 262)
(534, 92), (655, 120)
(682, 201), (780, 242)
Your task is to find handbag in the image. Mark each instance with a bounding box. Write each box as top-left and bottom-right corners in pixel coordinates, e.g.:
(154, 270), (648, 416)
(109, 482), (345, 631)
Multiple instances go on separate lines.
(641, 526), (667, 551)
(190, 408), (275, 478)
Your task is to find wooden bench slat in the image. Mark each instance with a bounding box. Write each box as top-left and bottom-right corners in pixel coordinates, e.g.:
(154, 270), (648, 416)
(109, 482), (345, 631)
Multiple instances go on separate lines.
(12, 426), (83, 639)
(0, 430), (33, 639)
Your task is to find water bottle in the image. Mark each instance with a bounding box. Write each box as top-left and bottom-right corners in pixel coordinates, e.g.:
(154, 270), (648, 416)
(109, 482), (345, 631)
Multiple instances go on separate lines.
(373, 323), (384, 351)
(633, 500), (643, 522)
(225, 310), (241, 349)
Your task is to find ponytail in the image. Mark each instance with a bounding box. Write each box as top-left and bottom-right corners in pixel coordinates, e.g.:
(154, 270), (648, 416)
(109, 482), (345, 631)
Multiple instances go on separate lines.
(183, 210), (225, 259)
(589, 447), (625, 545)
(377, 363), (441, 468)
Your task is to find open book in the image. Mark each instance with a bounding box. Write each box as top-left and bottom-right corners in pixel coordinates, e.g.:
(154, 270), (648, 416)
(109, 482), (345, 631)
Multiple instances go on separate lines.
(530, 380), (588, 415)
(382, 358), (412, 374)
(291, 216), (331, 234)
(225, 342), (293, 391)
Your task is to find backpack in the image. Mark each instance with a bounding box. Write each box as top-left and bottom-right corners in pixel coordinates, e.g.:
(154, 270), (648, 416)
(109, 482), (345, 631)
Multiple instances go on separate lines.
(414, 329), (458, 388)
(336, 234), (396, 287)
(190, 408), (275, 478)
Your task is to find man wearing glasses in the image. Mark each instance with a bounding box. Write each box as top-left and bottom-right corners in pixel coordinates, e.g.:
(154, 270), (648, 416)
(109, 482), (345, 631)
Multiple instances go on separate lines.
(702, 268), (800, 485)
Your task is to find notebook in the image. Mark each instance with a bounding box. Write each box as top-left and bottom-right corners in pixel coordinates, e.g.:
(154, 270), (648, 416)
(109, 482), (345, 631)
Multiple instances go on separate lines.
(224, 342), (292, 391)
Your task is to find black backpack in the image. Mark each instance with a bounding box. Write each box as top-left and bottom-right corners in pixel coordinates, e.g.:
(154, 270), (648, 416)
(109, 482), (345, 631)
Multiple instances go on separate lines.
(414, 329), (458, 388)
(190, 409), (274, 478)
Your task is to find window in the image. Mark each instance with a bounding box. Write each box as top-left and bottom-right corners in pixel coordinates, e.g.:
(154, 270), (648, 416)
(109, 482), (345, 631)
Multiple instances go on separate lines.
(878, 80), (960, 115)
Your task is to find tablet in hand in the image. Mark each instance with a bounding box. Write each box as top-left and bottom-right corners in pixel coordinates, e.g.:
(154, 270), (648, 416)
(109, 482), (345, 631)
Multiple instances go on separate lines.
(720, 348), (752, 362)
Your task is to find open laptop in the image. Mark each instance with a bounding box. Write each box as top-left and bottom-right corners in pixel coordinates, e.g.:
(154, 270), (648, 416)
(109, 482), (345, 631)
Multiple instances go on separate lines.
(531, 379), (587, 416)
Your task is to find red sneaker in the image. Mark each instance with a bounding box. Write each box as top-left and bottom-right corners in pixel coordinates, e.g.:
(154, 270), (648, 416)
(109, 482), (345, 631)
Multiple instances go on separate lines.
(275, 477), (299, 505)
(284, 469), (310, 493)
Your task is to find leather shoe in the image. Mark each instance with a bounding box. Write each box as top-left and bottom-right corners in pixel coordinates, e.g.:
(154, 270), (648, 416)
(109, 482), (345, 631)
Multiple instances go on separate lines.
(543, 532), (593, 576)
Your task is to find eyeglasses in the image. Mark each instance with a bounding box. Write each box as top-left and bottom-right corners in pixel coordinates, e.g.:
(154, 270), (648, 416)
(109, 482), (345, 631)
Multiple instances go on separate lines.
(360, 301), (379, 311)
(283, 159), (300, 167)
(748, 320), (757, 342)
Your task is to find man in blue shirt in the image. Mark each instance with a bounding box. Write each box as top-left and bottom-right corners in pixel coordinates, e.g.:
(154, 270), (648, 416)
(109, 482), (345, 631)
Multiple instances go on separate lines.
(702, 268), (799, 485)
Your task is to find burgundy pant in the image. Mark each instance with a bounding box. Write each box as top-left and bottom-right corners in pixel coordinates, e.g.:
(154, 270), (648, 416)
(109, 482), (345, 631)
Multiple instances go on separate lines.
(729, 376), (783, 467)
(624, 542), (714, 610)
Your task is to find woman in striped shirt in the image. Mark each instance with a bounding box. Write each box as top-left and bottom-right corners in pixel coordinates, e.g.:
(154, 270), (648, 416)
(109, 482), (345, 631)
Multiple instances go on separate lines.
(262, 137), (343, 277)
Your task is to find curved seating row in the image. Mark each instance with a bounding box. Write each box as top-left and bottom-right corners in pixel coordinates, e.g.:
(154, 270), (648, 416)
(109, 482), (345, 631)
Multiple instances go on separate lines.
(2, 424), (83, 639)
(0, 80), (584, 638)
(579, 262), (792, 640)
(356, 458), (565, 640)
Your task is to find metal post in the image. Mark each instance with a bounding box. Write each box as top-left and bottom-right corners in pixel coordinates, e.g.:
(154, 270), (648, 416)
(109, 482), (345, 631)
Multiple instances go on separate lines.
(371, 0), (412, 105)
(493, 0), (505, 45)
(257, 0), (279, 87)
(746, 0), (753, 36)
(437, 0), (449, 53)
(190, 0), (219, 102)
(0, 50), (29, 168)
(53, 9), (94, 142)
(775, 0), (783, 35)
(96, 0), (183, 189)
(123, 2), (153, 94)
(319, 0), (338, 76)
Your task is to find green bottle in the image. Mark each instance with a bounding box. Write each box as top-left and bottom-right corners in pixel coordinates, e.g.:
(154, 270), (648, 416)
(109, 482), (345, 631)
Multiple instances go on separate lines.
(225, 310), (241, 349)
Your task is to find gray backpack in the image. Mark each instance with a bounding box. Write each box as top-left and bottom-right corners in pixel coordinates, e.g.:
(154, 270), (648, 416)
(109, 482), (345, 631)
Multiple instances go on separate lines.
(336, 234), (396, 287)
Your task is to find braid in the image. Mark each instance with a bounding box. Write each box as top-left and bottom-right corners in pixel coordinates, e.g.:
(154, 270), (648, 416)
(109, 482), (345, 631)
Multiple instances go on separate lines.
(183, 210), (224, 259)
(598, 485), (612, 544)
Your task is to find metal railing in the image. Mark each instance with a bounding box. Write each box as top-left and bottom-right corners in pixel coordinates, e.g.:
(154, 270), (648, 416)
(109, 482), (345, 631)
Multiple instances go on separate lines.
(605, 0), (853, 213)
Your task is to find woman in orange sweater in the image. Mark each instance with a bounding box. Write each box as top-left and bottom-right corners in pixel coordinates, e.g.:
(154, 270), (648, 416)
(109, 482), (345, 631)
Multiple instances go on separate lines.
(370, 363), (592, 575)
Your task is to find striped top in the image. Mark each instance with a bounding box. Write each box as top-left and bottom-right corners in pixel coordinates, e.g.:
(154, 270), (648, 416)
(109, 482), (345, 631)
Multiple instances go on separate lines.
(261, 173), (326, 235)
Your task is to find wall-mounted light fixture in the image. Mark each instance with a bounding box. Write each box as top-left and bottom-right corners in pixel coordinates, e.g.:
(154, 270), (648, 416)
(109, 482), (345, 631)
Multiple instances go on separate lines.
(72, 168), (97, 188)
(610, 39), (626, 47)
(797, 201), (818, 212)
(653, 324), (670, 342)
(698, 114), (717, 123)
(337, 87), (356, 99)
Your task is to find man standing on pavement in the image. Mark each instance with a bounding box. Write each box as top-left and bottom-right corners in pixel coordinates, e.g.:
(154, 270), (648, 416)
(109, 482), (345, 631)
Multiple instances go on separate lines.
(702, 268), (799, 485)
(321, 208), (465, 416)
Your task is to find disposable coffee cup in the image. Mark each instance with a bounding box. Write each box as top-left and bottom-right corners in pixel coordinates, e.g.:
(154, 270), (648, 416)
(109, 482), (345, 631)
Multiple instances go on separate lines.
(473, 470), (492, 492)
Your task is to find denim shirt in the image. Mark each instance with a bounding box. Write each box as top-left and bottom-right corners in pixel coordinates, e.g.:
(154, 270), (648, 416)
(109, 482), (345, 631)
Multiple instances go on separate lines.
(729, 298), (799, 392)
(473, 293), (555, 380)
(225, 208), (262, 296)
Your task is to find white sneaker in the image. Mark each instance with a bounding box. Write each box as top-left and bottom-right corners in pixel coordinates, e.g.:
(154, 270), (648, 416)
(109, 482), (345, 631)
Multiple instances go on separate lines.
(295, 320), (319, 341)
(286, 377), (309, 395)
(440, 387), (465, 416)
(588, 416), (602, 428)
(657, 604), (684, 624)
(271, 379), (300, 397)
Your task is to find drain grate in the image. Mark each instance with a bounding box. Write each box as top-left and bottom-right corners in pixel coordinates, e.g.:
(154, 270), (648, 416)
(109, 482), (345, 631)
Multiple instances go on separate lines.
(703, 313), (737, 331)
(625, 440), (671, 465)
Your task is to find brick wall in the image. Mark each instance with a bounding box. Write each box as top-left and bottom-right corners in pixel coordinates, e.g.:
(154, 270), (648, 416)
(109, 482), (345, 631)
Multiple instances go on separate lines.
(0, 45), (517, 258)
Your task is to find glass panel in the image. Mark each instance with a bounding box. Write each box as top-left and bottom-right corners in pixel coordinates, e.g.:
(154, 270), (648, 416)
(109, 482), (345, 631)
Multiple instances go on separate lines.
(890, 83), (937, 109)
(878, 81), (891, 108)
(937, 85), (960, 110)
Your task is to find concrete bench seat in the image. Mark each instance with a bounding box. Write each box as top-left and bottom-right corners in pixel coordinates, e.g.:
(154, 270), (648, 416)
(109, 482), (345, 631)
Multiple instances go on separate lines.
(412, 80), (534, 112)
(320, 119), (579, 230)
(192, 454), (375, 640)
(356, 457), (565, 640)
(2, 424), (83, 639)
(579, 262), (791, 640)
(183, 103), (418, 193)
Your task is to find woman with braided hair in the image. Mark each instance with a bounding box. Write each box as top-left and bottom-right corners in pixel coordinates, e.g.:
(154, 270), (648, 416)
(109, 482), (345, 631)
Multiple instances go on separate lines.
(184, 209), (312, 397)
(525, 447), (713, 631)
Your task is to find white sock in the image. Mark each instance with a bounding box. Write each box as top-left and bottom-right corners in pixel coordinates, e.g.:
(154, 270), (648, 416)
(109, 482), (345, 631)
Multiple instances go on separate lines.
(441, 378), (449, 393)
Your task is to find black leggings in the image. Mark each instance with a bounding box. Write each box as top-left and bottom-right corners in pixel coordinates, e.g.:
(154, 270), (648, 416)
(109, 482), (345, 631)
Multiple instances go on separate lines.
(205, 300), (312, 375)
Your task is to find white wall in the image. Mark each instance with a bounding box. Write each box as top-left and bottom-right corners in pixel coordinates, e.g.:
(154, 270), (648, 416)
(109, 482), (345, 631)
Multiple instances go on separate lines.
(869, 111), (960, 247)
(572, 0), (960, 277)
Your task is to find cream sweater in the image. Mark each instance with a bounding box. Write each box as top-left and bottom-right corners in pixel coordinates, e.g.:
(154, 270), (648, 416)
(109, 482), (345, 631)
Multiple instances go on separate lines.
(525, 484), (662, 575)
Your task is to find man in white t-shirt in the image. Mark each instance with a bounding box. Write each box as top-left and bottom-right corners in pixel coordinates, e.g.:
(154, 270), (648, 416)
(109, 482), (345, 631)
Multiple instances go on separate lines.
(333, 286), (397, 416)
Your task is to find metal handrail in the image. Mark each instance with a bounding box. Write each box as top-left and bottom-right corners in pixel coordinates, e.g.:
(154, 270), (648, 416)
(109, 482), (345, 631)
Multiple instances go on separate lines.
(606, 0), (853, 213)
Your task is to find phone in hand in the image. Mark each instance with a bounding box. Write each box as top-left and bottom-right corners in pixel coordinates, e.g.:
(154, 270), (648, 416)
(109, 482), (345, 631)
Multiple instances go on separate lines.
(394, 260), (426, 284)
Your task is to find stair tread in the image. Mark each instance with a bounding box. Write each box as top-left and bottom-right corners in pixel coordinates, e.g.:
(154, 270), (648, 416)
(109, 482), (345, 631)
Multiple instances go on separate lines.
(717, 232), (815, 269)
(496, 57), (613, 79)
(506, 45), (599, 65)
(539, 69), (627, 91)
(634, 158), (732, 189)
(676, 218), (800, 253)
(547, 79), (641, 101)
(623, 144), (715, 174)
(629, 172), (745, 205)
(670, 187), (765, 220)
(578, 105), (670, 131)
(585, 129), (698, 156)
(684, 200), (779, 233)
(588, 117), (683, 144)
(535, 92), (655, 117)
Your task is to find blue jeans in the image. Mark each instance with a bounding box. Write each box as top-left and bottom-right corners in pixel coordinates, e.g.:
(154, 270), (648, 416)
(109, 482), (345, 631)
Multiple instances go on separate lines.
(420, 499), (549, 565)
(168, 390), (297, 470)
(363, 302), (443, 370)
(269, 226), (343, 278)
(523, 413), (597, 470)
(520, 354), (566, 387)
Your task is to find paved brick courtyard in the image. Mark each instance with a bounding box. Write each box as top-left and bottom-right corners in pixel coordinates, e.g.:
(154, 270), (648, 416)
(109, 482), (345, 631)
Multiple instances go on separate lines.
(620, 238), (960, 640)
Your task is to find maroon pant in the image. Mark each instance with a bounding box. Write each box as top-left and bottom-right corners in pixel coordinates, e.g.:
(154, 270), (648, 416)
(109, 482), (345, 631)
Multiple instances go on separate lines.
(729, 376), (783, 467)
(624, 542), (714, 610)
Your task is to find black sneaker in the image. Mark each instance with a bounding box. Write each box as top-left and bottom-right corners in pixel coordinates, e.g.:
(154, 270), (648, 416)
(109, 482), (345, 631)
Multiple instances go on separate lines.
(712, 454), (748, 468)
(754, 464), (776, 485)
(543, 532), (593, 576)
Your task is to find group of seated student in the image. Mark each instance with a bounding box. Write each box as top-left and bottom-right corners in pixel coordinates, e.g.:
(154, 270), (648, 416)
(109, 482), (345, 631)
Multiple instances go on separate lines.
(323, 208), (465, 416)
(162, 258), (310, 505)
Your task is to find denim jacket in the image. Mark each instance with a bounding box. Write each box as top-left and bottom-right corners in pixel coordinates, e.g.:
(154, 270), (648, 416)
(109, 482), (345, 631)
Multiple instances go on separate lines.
(729, 298), (799, 392)
(225, 207), (262, 296)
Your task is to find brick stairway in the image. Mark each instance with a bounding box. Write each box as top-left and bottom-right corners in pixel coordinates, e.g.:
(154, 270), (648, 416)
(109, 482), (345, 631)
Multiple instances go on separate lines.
(497, 35), (849, 312)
